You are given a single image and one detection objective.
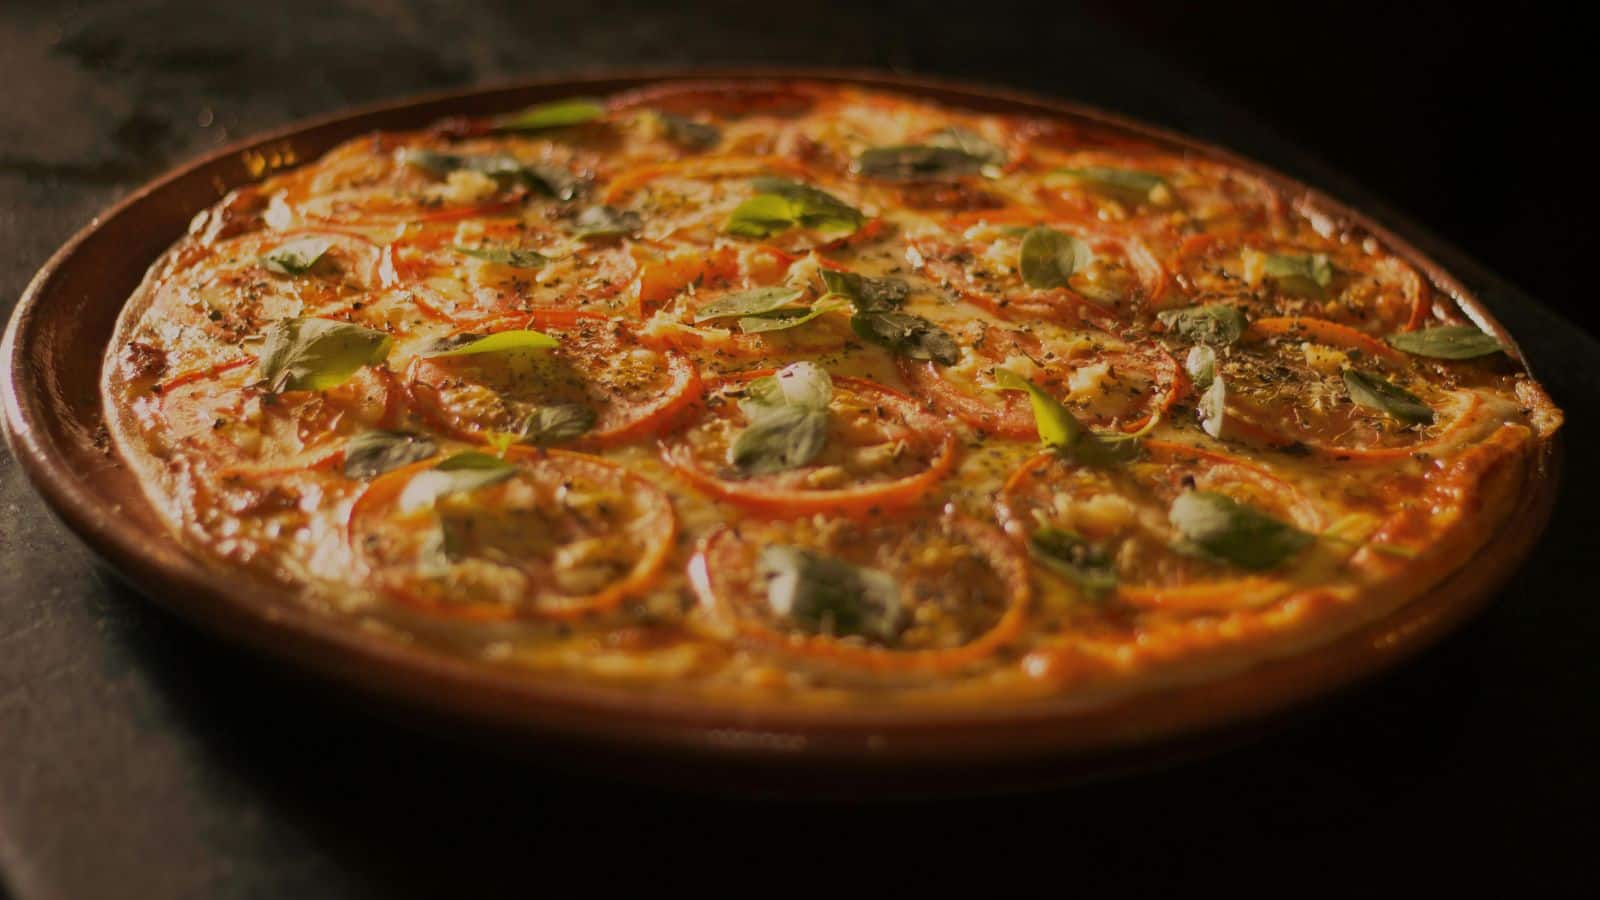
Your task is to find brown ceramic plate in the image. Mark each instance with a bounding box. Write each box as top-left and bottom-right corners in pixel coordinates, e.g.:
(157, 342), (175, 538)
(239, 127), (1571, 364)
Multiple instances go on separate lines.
(1, 69), (1561, 792)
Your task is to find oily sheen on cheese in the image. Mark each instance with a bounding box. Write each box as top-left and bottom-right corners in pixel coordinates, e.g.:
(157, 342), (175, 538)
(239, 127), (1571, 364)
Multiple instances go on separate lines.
(102, 82), (1562, 707)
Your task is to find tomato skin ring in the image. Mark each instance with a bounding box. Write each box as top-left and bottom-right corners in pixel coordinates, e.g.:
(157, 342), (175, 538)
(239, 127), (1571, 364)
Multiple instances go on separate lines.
(688, 513), (1030, 674)
(345, 447), (677, 622)
(403, 310), (703, 451)
(659, 371), (959, 519)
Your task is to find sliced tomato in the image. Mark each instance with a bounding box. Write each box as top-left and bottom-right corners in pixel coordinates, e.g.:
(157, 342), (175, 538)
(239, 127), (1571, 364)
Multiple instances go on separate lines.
(659, 371), (958, 517)
(1171, 232), (1431, 331)
(149, 357), (397, 475)
(689, 512), (1029, 673)
(379, 219), (637, 318)
(900, 322), (1183, 439)
(907, 214), (1167, 327)
(405, 311), (702, 449)
(1205, 317), (1483, 460)
(996, 441), (1325, 610)
(347, 448), (675, 621)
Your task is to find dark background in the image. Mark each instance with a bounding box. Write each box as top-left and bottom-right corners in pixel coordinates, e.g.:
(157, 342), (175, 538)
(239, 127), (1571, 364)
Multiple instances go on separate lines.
(2, 2), (1594, 898)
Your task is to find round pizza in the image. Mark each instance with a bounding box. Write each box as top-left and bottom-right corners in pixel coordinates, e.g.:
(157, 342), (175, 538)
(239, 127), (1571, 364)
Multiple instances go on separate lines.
(102, 81), (1563, 708)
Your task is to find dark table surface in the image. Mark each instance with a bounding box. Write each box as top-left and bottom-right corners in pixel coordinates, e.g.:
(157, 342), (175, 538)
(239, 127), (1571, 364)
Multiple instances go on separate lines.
(3, 2), (1596, 897)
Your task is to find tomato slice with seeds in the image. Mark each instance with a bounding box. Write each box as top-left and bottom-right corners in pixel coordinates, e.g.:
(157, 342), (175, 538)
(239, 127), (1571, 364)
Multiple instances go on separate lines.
(908, 213), (1167, 327)
(348, 448), (675, 621)
(405, 311), (701, 449)
(900, 321), (1183, 439)
(689, 512), (1028, 673)
(145, 358), (397, 475)
(1205, 316), (1483, 460)
(659, 371), (957, 517)
(1172, 233), (1431, 331)
(380, 218), (637, 317)
(996, 441), (1326, 610)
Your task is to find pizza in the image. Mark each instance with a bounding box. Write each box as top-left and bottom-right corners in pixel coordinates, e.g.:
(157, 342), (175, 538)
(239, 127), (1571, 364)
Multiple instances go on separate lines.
(102, 80), (1562, 708)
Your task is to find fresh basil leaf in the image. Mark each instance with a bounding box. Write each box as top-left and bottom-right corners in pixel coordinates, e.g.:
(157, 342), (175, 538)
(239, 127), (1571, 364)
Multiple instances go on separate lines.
(1387, 325), (1504, 360)
(517, 404), (596, 445)
(819, 269), (909, 312)
(419, 329), (559, 358)
(1051, 166), (1166, 203)
(724, 178), (863, 237)
(397, 148), (582, 200)
(1019, 227), (1092, 289)
(741, 361), (833, 413)
(569, 205), (641, 239)
(261, 236), (333, 276)
(258, 318), (393, 392)
(453, 246), (548, 268)
(1263, 253), (1334, 296)
(854, 145), (988, 181)
(656, 112), (720, 150)
(1028, 527), (1117, 598)
(1169, 491), (1312, 571)
(992, 367), (1083, 448)
(397, 452), (517, 513)
(850, 311), (960, 365)
(992, 367), (1142, 464)
(490, 97), (605, 133)
(1197, 374), (1226, 439)
(925, 127), (1005, 164)
(1343, 369), (1434, 425)
(738, 297), (848, 334)
(1185, 345), (1217, 388)
(1158, 304), (1247, 345)
(759, 545), (904, 641)
(341, 430), (438, 480)
(728, 404), (829, 476)
(694, 286), (807, 323)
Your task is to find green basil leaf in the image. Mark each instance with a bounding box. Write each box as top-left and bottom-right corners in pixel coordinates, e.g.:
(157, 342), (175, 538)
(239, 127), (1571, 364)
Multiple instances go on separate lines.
(258, 318), (393, 392)
(1197, 374), (1226, 439)
(1169, 491), (1313, 571)
(1028, 527), (1117, 598)
(656, 112), (721, 150)
(452, 246), (548, 268)
(517, 404), (596, 445)
(850, 311), (960, 365)
(1050, 166), (1166, 203)
(1185, 345), (1217, 388)
(694, 286), (807, 323)
(854, 145), (988, 181)
(569, 205), (641, 239)
(1157, 304), (1247, 345)
(820, 269), (909, 312)
(728, 404), (829, 476)
(992, 367), (1142, 464)
(724, 178), (863, 237)
(397, 148), (582, 200)
(992, 367), (1083, 448)
(925, 127), (1005, 164)
(1343, 369), (1434, 425)
(1019, 227), (1092, 289)
(490, 97), (605, 133)
(397, 452), (517, 513)
(341, 430), (439, 480)
(737, 297), (848, 334)
(1263, 253), (1334, 296)
(1387, 325), (1504, 360)
(740, 361), (833, 414)
(261, 236), (333, 276)
(759, 546), (904, 641)
(419, 329), (559, 358)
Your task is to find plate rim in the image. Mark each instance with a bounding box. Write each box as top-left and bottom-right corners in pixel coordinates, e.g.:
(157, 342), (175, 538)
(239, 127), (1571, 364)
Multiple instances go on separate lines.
(1, 66), (1563, 770)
